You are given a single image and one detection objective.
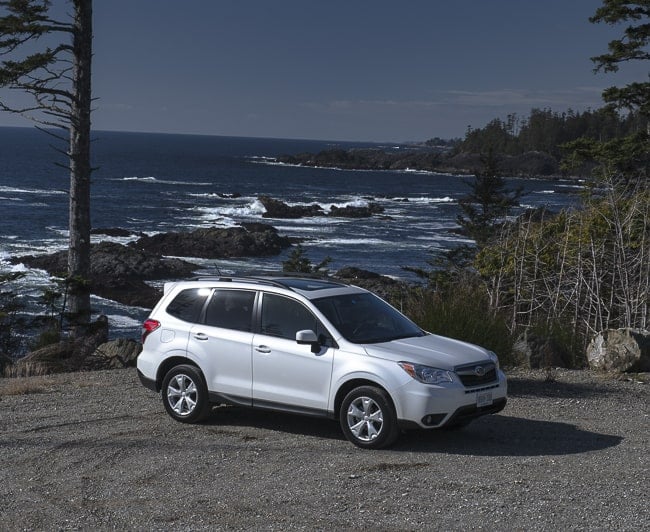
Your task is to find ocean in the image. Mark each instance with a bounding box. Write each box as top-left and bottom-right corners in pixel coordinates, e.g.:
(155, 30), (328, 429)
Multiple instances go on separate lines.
(0, 126), (583, 342)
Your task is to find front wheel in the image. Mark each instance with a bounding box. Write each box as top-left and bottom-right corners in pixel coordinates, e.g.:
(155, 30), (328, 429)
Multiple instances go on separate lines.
(339, 386), (400, 449)
(161, 365), (211, 423)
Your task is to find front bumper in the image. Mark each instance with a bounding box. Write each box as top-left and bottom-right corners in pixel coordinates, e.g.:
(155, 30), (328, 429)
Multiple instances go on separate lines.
(394, 369), (508, 429)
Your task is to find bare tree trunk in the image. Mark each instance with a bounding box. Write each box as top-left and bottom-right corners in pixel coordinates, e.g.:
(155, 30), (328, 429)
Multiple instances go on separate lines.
(67, 0), (93, 337)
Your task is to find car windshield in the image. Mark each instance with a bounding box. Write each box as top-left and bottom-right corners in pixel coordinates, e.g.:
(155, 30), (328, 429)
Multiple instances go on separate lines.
(313, 292), (425, 344)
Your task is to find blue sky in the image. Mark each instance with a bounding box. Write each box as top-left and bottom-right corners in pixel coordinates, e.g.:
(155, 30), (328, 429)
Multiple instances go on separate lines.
(1, 0), (647, 142)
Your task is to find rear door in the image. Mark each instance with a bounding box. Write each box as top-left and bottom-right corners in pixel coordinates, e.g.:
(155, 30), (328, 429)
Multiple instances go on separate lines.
(187, 289), (257, 404)
(252, 293), (335, 413)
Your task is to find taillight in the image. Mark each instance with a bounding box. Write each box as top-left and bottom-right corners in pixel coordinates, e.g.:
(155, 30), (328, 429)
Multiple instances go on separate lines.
(141, 319), (161, 344)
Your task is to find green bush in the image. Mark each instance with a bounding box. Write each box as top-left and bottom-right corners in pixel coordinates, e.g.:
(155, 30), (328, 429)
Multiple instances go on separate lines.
(401, 280), (518, 367)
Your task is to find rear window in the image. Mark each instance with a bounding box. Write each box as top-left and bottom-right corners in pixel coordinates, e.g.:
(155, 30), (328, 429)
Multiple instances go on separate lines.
(166, 288), (210, 323)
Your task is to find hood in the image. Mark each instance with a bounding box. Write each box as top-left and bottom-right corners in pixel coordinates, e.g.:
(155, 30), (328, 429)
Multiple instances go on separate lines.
(364, 334), (492, 370)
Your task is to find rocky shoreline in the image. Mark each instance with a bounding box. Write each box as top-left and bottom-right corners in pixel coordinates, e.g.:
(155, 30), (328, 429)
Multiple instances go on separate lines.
(9, 196), (397, 310)
(277, 147), (563, 178)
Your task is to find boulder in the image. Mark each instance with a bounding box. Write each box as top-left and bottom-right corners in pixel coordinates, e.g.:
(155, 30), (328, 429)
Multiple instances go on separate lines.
(512, 330), (571, 368)
(587, 328), (650, 373)
(82, 338), (142, 370)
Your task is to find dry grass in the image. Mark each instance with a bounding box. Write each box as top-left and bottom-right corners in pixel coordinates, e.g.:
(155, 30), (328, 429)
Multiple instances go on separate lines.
(0, 375), (52, 396)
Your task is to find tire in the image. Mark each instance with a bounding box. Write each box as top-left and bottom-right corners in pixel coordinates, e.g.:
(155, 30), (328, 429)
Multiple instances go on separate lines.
(339, 386), (400, 449)
(161, 364), (211, 423)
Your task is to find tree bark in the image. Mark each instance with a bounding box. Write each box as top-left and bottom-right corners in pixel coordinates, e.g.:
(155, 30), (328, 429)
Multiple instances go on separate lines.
(67, 0), (93, 337)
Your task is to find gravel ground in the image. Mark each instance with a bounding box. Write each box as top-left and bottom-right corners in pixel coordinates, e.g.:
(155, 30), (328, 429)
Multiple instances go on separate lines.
(0, 368), (648, 531)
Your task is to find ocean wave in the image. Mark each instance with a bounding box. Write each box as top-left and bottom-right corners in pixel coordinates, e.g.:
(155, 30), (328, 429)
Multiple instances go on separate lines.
(314, 237), (388, 246)
(115, 176), (212, 186)
(0, 185), (67, 195)
(402, 196), (455, 204)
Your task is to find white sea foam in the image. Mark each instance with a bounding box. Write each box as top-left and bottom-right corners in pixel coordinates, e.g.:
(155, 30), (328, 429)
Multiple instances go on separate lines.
(314, 238), (388, 246)
(116, 176), (212, 186)
(403, 196), (455, 204)
(105, 314), (144, 329)
(0, 185), (66, 195)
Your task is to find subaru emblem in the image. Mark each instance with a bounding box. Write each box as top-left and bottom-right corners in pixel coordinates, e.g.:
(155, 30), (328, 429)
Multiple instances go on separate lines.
(474, 365), (486, 377)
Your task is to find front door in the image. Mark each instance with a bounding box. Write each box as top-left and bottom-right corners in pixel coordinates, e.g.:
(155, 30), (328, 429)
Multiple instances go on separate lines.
(252, 293), (334, 413)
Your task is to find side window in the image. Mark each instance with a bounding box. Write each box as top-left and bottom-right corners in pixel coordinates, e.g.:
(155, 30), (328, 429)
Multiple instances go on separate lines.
(261, 293), (318, 341)
(205, 289), (255, 332)
(166, 288), (209, 323)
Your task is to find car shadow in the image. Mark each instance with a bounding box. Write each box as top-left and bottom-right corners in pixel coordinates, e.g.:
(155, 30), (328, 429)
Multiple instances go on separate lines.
(394, 414), (623, 456)
(202, 406), (622, 457)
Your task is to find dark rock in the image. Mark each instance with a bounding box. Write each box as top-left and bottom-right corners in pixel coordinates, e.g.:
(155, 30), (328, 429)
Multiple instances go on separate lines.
(11, 224), (291, 309)
(513, 330), (571, 369)
(11, 316), (109, 377)
(258, 195), (324, 219)
(336, 267), (385, 280)
(12, 242), (197, 308)
(329, 203), (384, 218)
(587, 328), (650, 372)
(132, 224), (291, 259)
(334, 267), (403, 301)
(91, 227), (144, 238)
(82, 338), (142, 370)
(0, 353), (12, 375)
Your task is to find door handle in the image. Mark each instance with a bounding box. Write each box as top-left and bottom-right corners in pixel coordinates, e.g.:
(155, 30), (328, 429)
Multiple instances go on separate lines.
(255, 345), (271, 354)
(193, 332), (209, 341)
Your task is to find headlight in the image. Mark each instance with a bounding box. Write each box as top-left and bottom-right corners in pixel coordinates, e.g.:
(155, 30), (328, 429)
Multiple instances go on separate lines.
(398, 362), (454, 385)
(487, 351), (500, 369)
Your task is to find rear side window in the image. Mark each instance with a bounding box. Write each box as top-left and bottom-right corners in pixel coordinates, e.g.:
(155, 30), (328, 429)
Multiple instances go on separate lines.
(205, 289), (256, 332)
(166, 288), (210, 323)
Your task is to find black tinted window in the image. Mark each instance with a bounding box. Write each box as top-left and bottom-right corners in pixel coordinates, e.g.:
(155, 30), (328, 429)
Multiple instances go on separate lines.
(166, 288), (209, 323)
(261, 294), (318, 340)
(205, 290), (255, 332)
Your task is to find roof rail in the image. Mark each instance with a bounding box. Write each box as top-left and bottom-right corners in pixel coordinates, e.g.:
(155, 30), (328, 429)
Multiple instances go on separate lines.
(190, 275), (288, 289)
(189, 273), (348, 292)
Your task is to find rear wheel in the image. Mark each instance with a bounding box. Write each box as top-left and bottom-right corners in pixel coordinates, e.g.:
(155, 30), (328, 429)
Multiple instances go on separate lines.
(161, 365), (211, 423)
(339, 386), (400, 449)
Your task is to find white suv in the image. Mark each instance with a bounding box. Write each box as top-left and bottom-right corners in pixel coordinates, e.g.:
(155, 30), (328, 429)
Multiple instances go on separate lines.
(137, 276), (507, 449)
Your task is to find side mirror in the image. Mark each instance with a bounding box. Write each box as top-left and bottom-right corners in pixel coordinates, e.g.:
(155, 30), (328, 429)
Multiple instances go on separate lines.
(296, 329), (321, 353)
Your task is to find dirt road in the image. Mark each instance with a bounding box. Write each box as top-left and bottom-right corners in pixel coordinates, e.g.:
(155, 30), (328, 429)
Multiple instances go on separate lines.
(0, 368), (647, 530)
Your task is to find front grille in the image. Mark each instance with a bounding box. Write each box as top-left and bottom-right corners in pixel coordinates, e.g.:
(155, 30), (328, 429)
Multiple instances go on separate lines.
(455, 362), (497, 388)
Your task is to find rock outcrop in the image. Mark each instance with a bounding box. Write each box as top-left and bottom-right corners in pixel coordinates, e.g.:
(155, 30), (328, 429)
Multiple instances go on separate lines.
(258, 195), (324, 219)
(133, 223), (291, 258)
(11, 224), (291, 308)
(82, 338), (142, 370)
(258, 195), (385, 219)
(9, 316), (109, 377)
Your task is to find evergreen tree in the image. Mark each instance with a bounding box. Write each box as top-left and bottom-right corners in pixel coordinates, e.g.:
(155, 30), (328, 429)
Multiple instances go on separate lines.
(0, 0), (94, 337)
(590, 0), (650, 117)
(457, 149), (522, 247)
